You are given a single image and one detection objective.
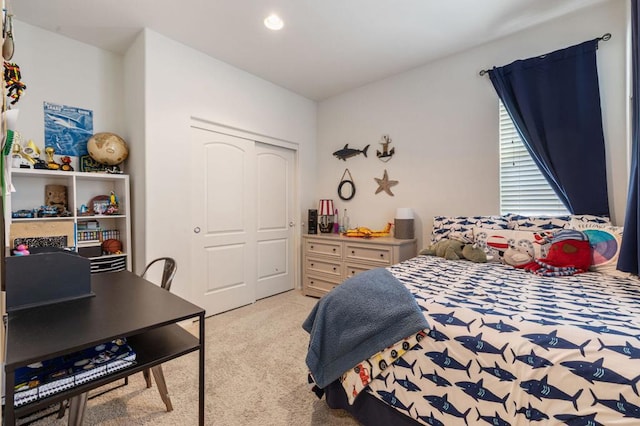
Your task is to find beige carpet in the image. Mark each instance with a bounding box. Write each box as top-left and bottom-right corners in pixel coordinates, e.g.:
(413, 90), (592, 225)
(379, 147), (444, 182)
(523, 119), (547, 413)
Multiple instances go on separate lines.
(21, 290), (360, 425)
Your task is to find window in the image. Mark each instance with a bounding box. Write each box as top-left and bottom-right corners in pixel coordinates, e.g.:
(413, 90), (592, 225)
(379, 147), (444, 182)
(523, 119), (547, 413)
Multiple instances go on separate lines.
(499, 102), (568, 216)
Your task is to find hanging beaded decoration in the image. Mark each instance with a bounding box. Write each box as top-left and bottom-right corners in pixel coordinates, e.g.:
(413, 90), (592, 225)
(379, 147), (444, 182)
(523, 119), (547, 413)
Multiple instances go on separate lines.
(4, 61), (25, 105)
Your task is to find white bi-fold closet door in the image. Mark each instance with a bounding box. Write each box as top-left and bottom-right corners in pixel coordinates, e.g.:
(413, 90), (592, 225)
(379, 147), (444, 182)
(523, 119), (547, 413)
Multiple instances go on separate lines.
(190, 124), (296, 316)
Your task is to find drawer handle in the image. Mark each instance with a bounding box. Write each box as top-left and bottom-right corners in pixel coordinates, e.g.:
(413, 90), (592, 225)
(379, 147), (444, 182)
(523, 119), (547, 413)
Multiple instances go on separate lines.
(333, 267), (337, 271)
(310, 245), (314, 249)
(380, 254), (384, 258)
(310, 263), (314, 267)
(352, 250), (355, 254)
(332, 248), (336, 252)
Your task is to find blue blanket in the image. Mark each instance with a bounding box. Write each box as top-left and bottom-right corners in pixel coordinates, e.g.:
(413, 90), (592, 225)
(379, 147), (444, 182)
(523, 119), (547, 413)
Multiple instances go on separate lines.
(302, 267), (429, 388)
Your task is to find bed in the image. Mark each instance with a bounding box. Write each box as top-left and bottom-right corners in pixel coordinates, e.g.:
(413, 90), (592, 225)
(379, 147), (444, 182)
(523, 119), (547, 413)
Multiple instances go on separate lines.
(303, 218), (640, 426)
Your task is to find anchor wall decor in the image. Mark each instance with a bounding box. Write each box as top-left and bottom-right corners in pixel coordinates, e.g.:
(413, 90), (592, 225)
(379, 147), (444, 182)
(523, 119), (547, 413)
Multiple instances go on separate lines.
(376, 134), (395, 162)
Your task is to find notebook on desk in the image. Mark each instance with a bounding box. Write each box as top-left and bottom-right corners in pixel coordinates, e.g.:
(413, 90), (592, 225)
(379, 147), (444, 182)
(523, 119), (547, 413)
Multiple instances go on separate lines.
(4, 337), (136, 407)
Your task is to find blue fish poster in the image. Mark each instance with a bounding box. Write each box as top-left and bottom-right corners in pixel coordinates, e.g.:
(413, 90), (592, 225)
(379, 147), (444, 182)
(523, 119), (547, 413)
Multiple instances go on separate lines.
(43, 102), (93, 157)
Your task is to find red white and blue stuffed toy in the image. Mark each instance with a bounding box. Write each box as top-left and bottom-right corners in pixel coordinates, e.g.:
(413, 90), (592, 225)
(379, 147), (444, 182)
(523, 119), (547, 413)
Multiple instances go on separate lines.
(520, 229), (592, 276)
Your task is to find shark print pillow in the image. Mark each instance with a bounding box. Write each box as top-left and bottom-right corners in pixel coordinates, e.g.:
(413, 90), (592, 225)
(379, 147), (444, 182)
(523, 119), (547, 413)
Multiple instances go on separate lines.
(430, 216), (510, 244)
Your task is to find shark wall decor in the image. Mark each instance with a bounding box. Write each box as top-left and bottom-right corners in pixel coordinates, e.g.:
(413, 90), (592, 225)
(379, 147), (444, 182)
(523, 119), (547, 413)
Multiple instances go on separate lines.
(333, 143), (369, 161)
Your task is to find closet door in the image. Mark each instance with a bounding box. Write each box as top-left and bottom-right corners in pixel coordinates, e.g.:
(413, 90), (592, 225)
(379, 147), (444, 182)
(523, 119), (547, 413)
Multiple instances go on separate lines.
(191, 127), (256, 315)
(190, 126), (296, 315)
(255, 142), (295, 299)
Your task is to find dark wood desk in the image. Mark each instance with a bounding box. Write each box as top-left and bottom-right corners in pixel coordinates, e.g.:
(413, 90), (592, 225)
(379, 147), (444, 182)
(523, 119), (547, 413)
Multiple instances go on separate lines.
(3, 271), (205, 425)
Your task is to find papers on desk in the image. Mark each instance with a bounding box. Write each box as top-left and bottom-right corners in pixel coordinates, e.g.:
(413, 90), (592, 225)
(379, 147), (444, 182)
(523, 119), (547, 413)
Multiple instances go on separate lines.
(4, 338), (136, 407)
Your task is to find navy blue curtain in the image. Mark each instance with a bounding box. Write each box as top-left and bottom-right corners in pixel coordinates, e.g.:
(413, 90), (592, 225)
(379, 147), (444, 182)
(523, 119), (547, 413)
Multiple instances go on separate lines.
(488, 40), (610, 217)
(618, 0), (640, 274)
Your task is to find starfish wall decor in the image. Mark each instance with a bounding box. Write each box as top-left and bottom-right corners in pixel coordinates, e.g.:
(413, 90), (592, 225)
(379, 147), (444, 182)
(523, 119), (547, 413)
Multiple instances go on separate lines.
(374, 169), (398, 196)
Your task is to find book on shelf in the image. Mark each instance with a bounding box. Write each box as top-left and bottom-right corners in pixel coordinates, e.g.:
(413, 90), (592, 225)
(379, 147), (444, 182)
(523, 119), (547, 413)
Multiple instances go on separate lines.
(76, 229), (120, 242)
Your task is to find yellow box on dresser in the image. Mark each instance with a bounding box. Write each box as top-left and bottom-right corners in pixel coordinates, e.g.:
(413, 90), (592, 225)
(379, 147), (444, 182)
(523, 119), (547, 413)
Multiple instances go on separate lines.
(302, 234), (417, 297)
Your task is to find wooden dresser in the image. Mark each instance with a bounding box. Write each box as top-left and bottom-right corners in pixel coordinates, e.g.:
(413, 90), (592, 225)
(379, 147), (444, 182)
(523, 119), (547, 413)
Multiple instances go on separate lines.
(302, 234), (417, 297)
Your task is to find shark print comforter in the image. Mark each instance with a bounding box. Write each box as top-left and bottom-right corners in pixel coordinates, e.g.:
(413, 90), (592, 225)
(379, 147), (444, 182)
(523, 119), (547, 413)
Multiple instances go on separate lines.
(360, 255), (640, 425)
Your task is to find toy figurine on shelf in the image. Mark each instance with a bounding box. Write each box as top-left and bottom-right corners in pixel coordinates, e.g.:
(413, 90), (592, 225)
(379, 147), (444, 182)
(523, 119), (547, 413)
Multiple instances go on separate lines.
(10, 138), (35, 168)
(106, 191), (119, 215)
(23, 140), (41, 161)
(12, 244), (30, 256)
(18, 139), (47, 169)
(33, 155), (48, 169)
(45, 147), (61, 170)
(11, 209), (35, 218)
(60, 156), (74, 171)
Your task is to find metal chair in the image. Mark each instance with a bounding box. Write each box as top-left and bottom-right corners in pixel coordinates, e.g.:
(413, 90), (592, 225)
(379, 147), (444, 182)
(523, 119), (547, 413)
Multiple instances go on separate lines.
(53, 258), (178, 425)
(140, 257), (177, 412)
(142, 257), (177, 292)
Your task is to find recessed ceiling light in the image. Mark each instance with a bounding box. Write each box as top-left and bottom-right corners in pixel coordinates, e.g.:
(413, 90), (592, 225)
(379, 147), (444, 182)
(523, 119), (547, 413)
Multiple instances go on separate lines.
(264, 14), (284, 31)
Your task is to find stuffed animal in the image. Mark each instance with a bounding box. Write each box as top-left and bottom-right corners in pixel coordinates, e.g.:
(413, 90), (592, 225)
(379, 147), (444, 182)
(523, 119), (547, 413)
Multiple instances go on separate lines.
(462, 244), (488, 263)
(420, 238), (487, 263)
(502, 246), (534, 268)
(421, 238), (464, 260)
(521, 229), (591, 276)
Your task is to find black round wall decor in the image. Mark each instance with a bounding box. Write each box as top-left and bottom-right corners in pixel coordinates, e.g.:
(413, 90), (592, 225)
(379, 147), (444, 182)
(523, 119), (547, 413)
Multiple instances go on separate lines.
(338, 169), (356, 201)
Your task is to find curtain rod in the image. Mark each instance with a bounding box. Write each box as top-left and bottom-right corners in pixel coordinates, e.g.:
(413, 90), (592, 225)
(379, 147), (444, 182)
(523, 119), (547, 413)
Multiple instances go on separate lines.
(478, 32), (611, 77)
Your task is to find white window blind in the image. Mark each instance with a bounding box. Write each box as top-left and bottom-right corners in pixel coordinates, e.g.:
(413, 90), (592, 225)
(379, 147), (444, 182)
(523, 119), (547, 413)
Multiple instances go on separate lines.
(499, 102), (568, 216)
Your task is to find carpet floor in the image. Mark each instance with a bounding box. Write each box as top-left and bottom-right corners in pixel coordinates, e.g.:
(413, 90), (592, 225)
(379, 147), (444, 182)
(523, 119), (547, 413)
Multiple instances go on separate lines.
(18, 290), (360, 426)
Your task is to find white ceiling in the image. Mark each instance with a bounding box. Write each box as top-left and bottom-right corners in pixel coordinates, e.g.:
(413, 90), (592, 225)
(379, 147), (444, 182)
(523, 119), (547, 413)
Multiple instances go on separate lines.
(11, 0), (609, 101)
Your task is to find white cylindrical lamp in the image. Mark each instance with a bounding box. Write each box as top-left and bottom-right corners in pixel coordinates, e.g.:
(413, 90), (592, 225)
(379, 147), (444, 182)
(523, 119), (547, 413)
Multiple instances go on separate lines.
(394, 208), (414, 239)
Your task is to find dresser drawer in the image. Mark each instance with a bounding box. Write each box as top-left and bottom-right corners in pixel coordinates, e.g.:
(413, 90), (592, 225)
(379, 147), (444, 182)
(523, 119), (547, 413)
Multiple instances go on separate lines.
(345, 244), (392, 266)
(305, 239), (342, 258)
(302, 234), (417, 298)
(344, 262), (376, 278)
(305, 257), (342, 278)
(303, 274), (340, 297)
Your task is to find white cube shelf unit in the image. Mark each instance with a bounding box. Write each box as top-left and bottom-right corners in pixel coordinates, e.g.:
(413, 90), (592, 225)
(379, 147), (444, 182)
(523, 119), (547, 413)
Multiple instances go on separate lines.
(5, 169), (132, 272)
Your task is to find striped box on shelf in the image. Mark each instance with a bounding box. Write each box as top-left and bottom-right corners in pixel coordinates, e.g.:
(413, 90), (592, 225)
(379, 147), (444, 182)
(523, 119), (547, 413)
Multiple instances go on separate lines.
(90, 254), (127, 274)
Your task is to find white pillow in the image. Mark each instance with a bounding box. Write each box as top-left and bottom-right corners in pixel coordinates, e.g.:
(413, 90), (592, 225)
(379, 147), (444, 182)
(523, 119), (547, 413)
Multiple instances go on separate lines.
(473, 227), (552, 263)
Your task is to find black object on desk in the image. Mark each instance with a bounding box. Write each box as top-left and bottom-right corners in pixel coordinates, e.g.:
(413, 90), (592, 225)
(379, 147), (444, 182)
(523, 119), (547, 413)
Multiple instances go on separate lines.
(3, 270), (206, 425)
(5, 248), (93, 312)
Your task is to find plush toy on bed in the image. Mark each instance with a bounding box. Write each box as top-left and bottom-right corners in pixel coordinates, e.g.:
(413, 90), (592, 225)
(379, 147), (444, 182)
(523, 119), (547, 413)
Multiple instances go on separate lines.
(519, 229), (592, 276)
(502, 246), (534, 268)
(420, 238), (487, 263)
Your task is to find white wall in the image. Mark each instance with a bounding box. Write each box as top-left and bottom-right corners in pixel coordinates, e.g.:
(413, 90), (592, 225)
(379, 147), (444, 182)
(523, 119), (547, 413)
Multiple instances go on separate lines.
(123, 30), (147, 274)
(317, 0), (628, 251)
(131, 29), (317, 301)
(12, 23), (317, 302)
(10, 20), (124, 157)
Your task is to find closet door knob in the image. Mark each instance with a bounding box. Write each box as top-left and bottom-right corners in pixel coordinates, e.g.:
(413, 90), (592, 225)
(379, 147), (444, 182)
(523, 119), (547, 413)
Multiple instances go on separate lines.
(194, 227), (201, 234)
